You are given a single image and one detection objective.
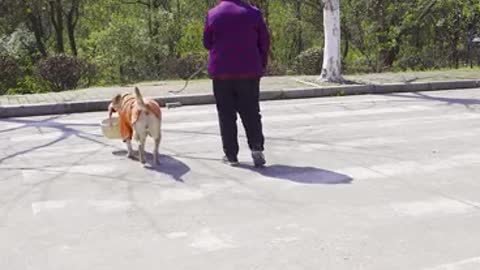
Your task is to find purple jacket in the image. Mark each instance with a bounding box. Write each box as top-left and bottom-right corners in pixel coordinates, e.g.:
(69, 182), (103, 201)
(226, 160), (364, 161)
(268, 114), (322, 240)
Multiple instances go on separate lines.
(203, 0), (270, 79)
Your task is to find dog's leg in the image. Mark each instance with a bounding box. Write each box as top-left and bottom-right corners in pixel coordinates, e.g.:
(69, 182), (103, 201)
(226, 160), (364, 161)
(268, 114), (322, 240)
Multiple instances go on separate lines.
(153, 136), (161, 165)
(151, 117), (162, 165)
(138, 136), (147, 164)
(134, 120), (148, 164)
(126, 140), (134, 159)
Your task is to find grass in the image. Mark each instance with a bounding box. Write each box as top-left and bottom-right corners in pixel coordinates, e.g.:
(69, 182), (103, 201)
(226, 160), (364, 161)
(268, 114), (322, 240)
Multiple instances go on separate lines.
(294, 68), (480, 87)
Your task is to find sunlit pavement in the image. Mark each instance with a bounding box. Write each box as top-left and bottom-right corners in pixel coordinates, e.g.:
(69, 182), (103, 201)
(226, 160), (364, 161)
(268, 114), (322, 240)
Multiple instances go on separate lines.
(1, 89), (480, 270)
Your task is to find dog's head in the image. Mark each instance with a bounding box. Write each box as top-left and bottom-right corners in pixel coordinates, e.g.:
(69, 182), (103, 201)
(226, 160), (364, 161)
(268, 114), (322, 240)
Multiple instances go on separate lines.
(109, 94), (123, 114)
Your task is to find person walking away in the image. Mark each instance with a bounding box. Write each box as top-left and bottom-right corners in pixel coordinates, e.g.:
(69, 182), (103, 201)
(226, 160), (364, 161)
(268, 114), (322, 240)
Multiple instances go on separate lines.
(203, 0), (270, 167)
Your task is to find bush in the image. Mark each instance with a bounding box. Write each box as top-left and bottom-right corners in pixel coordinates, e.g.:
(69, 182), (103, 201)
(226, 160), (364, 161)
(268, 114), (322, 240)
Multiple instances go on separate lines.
(0, 53), (21, 95)
(37, 54), (94, 91)
(173, 53), (207, 79)
(292, 47), (323, 75)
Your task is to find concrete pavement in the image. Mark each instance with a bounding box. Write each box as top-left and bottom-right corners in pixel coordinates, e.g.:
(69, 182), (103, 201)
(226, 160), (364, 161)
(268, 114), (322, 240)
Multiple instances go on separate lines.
(1, 88), (480, 269)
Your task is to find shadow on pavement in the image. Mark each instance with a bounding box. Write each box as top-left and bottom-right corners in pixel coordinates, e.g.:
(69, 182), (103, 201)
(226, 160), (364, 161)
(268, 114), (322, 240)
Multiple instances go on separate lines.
(238, 164), (353, 185)
(113, 150), (190, 182)
(0, 117), (106, 164)
(386, 92), (480, 109)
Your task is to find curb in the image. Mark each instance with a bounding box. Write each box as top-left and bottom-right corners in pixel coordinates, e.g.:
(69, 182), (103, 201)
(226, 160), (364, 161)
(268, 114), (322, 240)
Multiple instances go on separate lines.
(1, 80), (479, 118)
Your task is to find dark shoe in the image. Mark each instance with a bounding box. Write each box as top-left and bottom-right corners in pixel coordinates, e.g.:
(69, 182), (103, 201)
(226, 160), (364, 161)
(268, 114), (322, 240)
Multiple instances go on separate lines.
(222, 156), (240, 167)
(251, 151), (266, 168)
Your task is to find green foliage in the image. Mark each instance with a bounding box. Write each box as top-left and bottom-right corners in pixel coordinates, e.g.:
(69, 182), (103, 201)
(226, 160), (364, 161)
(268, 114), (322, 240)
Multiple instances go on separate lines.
(176, 20), (205, 56)
(0, 53), (21, 94)
(79, 61), (97, 88)
(6, 75), (52, 95)
(86, 14), (148, 82)
(1, 0), (480, 95)
(266, 60), (288, 76)
(173, 52), (207, 80)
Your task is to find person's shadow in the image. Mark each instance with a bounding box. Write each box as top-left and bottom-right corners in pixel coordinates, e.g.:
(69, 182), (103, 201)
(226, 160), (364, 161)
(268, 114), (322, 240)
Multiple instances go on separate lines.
(113, 151), (190, 182)
(238, 164), (353, 184)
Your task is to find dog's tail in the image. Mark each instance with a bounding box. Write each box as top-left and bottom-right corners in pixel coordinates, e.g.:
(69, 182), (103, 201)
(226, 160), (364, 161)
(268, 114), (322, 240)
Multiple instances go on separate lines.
(134, 87), (146, 107)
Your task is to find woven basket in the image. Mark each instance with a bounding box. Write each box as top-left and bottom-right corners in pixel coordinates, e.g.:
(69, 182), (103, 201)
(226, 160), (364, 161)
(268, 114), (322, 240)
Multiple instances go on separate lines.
(101, 117), (121, 139)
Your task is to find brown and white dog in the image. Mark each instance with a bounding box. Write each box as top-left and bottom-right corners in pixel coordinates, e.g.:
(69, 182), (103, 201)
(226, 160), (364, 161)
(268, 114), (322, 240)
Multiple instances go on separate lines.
(108, 87), (162, 165)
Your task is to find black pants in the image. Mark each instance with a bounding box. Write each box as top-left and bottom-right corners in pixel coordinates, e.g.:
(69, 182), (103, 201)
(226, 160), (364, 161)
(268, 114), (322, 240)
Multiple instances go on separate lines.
(213, 79), (265, 159)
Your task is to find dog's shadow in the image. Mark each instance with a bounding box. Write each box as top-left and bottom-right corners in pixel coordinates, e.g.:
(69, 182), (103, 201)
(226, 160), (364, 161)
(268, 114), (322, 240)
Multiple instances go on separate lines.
(238, 164), (353, 185)
(113, 150), (190, 182)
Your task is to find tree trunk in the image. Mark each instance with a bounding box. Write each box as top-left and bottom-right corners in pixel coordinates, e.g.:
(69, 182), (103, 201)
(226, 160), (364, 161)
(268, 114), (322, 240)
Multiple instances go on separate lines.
(27, 13), (48, 57)
(65, 0), (80, 56)
(294, 1), (303, 57)
(66, 19), (77, 56)
(49, 0), (65, 53)
(24, 1), (48, 57)
(342, 27), (349, 60)
(381, 46), (398, 70)
(319, 0), (343, 82)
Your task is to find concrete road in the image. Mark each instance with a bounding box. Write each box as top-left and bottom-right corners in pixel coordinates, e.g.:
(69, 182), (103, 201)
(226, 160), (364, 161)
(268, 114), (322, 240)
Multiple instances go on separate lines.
(1, 88), (480, 270)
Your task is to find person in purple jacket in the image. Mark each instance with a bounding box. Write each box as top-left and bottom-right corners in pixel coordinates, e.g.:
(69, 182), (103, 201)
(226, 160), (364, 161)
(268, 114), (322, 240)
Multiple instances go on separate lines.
(203, 0), (270, 167)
